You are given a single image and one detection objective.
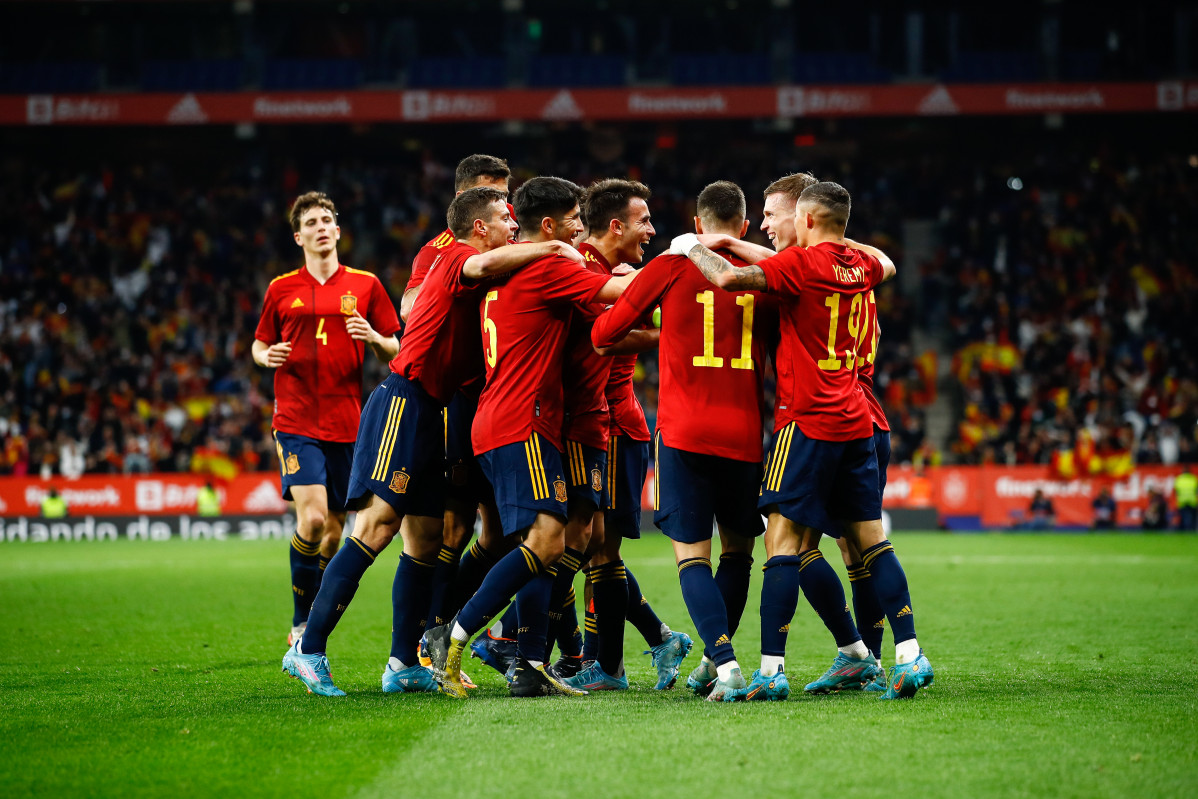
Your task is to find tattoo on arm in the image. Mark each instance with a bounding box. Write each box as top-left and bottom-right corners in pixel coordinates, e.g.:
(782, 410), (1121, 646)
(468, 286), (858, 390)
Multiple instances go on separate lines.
(689, 245), (767, 290)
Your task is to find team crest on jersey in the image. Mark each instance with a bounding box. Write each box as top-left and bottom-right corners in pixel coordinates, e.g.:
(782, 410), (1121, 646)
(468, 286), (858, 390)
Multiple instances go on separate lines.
(450, 464), (468, 486)
(389, 470), (410, 494)
(554, 480), (568, 503)
(340, 294), (357, 315)
(590, 469), (602, 492)
(284, 453), (300, 475)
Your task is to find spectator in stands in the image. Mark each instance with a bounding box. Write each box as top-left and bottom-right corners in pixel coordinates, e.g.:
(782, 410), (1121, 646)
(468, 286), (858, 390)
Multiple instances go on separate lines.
(1028, 488), (1055, 531)
(1091, 486), (1116, 530)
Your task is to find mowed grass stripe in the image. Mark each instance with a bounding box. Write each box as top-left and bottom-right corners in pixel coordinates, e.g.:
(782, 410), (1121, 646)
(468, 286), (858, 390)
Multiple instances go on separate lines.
(1, 533), (1196, 798)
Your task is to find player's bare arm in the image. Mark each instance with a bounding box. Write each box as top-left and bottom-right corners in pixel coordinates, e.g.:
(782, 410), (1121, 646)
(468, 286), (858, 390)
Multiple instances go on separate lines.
(461, 239), (582, 280)
(345, 310), (400, 361)
(670, 234), (766, 291)
(594, 270), (639, 303)
(595, 328), (659, 356)
(400, 286), (421, 322)
(844, 237), (897, 282)
(695, 234), (775, 264)
(252, 338), (292, 368)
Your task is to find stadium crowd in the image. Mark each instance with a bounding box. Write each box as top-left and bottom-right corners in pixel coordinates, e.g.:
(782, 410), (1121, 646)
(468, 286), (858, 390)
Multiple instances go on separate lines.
(2, 124), (1192, 480)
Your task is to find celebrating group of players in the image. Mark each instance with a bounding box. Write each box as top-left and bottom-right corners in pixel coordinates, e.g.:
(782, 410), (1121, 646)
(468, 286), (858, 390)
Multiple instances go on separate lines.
(257, 153), (933, 702)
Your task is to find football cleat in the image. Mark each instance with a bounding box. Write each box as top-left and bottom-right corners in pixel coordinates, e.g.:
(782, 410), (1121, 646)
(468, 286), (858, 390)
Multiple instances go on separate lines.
(470, 632), (518, 678)
(423, 623), (468, 699)
(880, 652), (934, 700)
(381, 663), (439, 693)
(423, 633), (477, 688)
(686, 659), (719, 697)
(509, 657), (589, 697)
(863, 663), (887, 692)
(732, 668), (790, 701)
(563, 662), (629, 692)
(282, 641), (346, 697)
(644, 631), (694, 690)
(706, 667), (748, 702)
(288, 622), (307, 648)
(804, 652), (885, 694)
(547, 654), (584, 682)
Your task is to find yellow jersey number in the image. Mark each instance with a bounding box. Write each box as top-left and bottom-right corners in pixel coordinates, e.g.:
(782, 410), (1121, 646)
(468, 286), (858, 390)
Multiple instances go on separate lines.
(817, 290), (873, 371)
(691, 290), (755, 370)
(483, 290), (499, 368)
(316, 318), (328, 345)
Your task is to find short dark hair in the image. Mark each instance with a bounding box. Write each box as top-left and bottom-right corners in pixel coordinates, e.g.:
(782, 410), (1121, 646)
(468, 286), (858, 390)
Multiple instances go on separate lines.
(582, 178), (651, 235)
(763, 172), (818, 205)
(289, 191), (336, 233)
(455, 154), (512, 193)
(798, 181), (851, 229)
(512, 176), (583, 232)
(696, 181), (746, 231)
(447, 186), (507, 239)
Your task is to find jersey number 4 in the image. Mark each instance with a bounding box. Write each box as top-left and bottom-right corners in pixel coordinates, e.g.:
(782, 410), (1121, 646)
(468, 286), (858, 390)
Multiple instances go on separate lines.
(817, 290), (877, 371)
(692, 290), (754, 370)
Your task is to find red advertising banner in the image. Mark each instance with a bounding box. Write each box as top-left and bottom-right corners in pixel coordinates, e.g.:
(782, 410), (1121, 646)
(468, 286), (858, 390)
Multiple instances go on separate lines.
(1, 81), (1195, 126)
(0, 474), (289, 517)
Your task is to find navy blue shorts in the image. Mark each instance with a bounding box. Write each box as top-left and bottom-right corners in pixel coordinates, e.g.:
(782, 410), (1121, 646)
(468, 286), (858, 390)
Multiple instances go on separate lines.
(273, 431), (354, 512)
(345, 373), (446, 518)
(602, 434), (649, 539)
(758, 422), (881, 538)
(479, 432), (568, 536)
(653, 436), (765, 544)
(444, 391), (491, 508)
(564, 439), (606, 513)
(875, 426), (891, 499)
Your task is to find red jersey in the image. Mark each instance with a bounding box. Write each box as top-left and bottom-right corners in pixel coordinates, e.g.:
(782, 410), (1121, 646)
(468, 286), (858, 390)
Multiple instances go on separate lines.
(757, 242), (885, 441)
(405, 228), (455, 293)
(392, 241), (486, 405)
(593, 248), (777, 462)
(857, 290), (890, 432)
(562, 254), (613, 449)
(578, 242), (650, 442)
(472, 253), (611, 455)
(255, 265), (400, 443)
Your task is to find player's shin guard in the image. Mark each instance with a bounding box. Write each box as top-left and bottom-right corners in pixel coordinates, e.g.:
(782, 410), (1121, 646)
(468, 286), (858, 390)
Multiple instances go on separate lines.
(798, 550), (862, 648)
(861, 541), (917, 645)
(449, 540), (498, 621)
(455, 545), (544, 641)
(424, 544), (463, 629)
(289, 534), (323, 626)
(590, 561), (629, 676)
(678, 558), (735, 666)
(542, 548), (585, 661)
(390, 553), (437, 665)
(714, 552), (753, 645)
(514, 568), (554, 664)
(625, 565), (666, 646)
(848, 561), (885, 660)
(300, 536), (377, 654)
(760, 555), (802, 657)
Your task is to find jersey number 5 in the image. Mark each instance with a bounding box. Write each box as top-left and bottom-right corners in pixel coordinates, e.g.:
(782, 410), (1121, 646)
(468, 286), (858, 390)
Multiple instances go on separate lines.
(483, 290), (499, 368)
(692, 290), (754, 370)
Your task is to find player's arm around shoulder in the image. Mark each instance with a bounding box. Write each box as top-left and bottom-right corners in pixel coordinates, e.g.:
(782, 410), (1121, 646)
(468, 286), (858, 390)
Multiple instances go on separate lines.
(670, 233), (767, 292)
(696, 233), (775, 264)
(461, 240), (582, 280)
(844, 237), (896, 283)
(591, 254), (668, 351)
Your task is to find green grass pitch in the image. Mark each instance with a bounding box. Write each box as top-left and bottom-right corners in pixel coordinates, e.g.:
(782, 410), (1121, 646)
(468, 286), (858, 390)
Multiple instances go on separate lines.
(2, 532), (1196, 798)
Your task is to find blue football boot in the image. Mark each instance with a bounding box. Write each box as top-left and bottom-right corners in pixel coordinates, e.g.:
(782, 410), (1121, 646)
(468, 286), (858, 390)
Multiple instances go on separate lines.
(381, 663), (439, 693)
(282, 641), (346, 697)
(804, 652), (884, 694)
(645, 631), (693, 690)
(733, 668), (790, 701)
(707, 667), (749, 702)
(563, 661), (629, 692)
(880, 652), (934, 699)
(470, 633), (518, 678)
(686, 659), (718, 697)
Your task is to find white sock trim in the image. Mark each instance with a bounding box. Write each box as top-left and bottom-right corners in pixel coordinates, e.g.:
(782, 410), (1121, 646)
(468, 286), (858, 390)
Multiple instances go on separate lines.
(760, 655), (785, 677)
(451, 622), (469, 643)
(896, 638), (920, 665)
(839, 640), (871, 660)
(716, 660), (741, 682)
